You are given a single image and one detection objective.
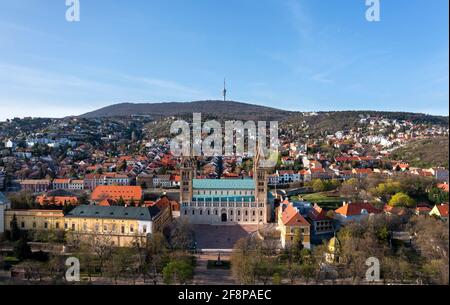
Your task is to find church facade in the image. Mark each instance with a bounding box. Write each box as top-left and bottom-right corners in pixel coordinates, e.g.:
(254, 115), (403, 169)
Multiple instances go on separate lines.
(179, 159), (271, 225)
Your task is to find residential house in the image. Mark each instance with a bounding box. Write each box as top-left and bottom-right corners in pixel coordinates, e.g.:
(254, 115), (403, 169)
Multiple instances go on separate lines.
(153, 175), (172, 188)
(52, 178), (71, 190)
(429, 203), (449, 222)
(334, 202), (382, 225)
(68, 179), (84, 190)
(19, 179), (51, 193)
(431, 168), (449, 183)
(307, 203), (334, 235)
(277, 202), (311, 249)
(136, 172), (154, 188)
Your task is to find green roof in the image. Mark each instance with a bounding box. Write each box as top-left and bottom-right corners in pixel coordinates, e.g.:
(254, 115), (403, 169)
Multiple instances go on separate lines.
(193, 179), (255, 190)
(66, 205), (160, 221)
(193, 195), (255, 202)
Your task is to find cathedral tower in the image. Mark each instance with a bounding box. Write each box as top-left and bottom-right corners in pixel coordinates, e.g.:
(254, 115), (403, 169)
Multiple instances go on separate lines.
(180, 157), (194, 204)
(253, 145), (269, 223)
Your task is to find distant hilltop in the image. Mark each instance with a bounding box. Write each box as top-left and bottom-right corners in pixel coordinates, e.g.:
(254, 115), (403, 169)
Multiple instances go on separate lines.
(79, 100), (292, 122)
(78, 100), (449, 126)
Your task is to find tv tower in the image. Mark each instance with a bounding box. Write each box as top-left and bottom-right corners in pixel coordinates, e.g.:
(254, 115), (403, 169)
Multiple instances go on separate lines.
(223, 78), (227, 102)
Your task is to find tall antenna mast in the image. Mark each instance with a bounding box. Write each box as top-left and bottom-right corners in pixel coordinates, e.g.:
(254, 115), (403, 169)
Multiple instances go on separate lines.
(223, 78), (227, 102)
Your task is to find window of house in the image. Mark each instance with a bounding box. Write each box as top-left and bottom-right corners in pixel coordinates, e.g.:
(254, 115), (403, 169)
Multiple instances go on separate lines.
(21, 222), (25, 228)
(83, 223), (87, 231)
(94, 223), (99, 232)
(143, 225), (147, 233)
(44, 222), (48, 229)
(55, 222), (60, 229)
(33, 222), (36, 228)
(130, 225), (134, 233)
(121, 226), (125, 234)
(103, 225), (108, 232)
(71, 223), (75, 231)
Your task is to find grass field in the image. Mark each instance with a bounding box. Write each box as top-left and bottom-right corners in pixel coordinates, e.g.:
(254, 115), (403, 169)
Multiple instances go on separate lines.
(301, 192), (345, 210)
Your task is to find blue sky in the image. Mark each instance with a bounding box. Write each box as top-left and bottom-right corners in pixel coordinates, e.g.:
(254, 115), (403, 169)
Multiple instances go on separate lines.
(0, 0), (448, 121)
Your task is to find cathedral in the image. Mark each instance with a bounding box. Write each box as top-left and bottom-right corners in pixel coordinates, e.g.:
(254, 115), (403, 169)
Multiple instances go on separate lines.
(179, 157), (272, 225)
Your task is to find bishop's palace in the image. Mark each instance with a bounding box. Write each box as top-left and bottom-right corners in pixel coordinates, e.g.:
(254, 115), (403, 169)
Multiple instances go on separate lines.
(179, 158), (275, 225)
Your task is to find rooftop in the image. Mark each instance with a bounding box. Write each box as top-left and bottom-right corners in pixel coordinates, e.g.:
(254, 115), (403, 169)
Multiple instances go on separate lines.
(66, 205), (160, 221)
(193, 195), (255, 202)
(193, 179), (255, 190)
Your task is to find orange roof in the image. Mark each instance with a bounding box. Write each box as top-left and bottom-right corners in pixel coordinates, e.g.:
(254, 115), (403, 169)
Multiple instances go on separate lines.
(98, 198), (116, 206)
(91, 186), (143, 202)
(281, 205), (310, 227)
(435, 203), (449, 217)
(36, 195), (78, 206)
(53, 179), (71, 184)
(438, 183), (449, 193)
(335, 202), (381, 217)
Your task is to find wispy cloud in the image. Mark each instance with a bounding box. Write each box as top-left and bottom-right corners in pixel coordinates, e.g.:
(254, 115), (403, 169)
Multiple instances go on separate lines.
(285, 0), (312, 39)
(0, 62), (209, 120)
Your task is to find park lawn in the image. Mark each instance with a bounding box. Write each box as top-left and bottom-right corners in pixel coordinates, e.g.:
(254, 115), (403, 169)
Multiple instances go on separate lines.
(301, 192), (345, 210)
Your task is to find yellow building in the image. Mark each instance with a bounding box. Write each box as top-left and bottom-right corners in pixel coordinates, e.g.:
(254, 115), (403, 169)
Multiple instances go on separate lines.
(4, 209), (65, 231)
(3, 204), (172, 248)
(64, 205), (168, 247)
(277, 202), (311, 249)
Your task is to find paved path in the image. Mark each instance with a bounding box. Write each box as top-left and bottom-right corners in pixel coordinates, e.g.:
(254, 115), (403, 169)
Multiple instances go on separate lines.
(193, 224), (258, 249)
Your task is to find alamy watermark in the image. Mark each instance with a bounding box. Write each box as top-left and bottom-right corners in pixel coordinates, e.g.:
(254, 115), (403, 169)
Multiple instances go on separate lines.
(170, 113), (279, 168)
(65, 257), (80, 282)
(66, 0), (80, 22)
(365, 257), (381, 282)
(366, 0), (381, 22)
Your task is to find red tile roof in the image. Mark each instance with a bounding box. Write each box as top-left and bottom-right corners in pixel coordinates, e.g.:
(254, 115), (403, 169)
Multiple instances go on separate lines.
(435, 203), (449, 217)
(281, 205), (310, 227)
(335, 202), (382, 217)
(91, 186), (143, 202)
(307, 203), (329, 221)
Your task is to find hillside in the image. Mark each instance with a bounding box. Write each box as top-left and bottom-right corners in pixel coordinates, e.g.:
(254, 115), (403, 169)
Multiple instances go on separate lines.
(79, 100), (292, 122)
(391, 137), (449, 169)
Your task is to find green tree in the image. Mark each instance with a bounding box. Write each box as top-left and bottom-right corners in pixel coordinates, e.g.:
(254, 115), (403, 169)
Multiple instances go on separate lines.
(388, 192), (416, 208)
(162, 260), (194, 284)
(14, 236), (32, 260)
(312, 179), (326, 193)
(10, 214), (21, 241)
